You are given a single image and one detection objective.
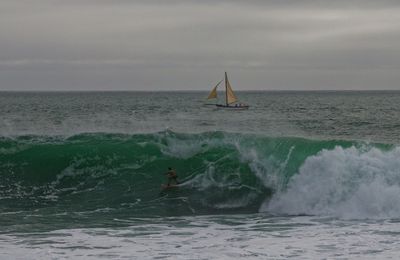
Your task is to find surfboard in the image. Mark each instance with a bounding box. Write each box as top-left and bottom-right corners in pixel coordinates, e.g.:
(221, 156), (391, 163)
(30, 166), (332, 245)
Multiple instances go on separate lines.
(161, 184), (179, 190)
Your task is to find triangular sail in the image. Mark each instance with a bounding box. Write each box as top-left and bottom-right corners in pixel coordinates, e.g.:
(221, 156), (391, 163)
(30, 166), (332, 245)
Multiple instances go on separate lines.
(207, 80), (222, 99)
(225, 73), (238, 104)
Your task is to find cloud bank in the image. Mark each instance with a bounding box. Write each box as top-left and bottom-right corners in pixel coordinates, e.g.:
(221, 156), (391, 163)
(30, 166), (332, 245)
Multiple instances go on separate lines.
(1, 0), (400, 90)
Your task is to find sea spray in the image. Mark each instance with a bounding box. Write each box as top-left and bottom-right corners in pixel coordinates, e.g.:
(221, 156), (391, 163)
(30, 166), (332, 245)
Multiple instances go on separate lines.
(265, 145), (400, 219)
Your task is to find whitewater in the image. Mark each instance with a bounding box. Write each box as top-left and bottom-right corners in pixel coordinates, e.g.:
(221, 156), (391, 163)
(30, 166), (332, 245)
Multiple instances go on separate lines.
(1, 91), (400, 259)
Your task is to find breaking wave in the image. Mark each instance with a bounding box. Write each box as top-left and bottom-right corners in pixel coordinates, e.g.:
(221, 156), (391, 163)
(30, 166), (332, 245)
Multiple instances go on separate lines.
(265, 145), (400, 219)
(1, 130), (399, 219)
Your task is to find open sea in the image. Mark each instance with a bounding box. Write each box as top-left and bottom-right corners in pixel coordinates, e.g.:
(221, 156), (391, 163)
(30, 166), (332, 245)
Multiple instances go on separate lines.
(2, 91), (400, 259)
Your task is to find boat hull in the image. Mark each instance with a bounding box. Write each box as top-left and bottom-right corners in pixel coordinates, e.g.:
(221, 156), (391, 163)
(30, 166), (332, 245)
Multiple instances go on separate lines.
(216, 104), (249, 110)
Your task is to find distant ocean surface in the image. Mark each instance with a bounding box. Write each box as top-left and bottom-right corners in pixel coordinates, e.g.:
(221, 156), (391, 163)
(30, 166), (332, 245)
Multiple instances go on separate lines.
(2, 91), (400, 259)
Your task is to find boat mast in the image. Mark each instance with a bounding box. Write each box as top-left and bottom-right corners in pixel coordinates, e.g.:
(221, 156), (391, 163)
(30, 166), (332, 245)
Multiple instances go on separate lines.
(225, 72), (228, 106)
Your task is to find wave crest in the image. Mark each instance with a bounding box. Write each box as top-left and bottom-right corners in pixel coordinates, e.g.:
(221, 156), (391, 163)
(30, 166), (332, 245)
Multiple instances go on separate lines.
(265, 146), (400, 219)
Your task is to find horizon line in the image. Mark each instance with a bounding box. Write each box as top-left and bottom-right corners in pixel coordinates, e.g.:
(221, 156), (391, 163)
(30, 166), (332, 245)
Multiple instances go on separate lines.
(2, 89), (400, 93)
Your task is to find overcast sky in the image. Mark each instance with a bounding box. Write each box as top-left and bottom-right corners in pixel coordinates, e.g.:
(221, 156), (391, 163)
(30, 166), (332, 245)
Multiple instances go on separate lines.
(1, 0), (400, 91)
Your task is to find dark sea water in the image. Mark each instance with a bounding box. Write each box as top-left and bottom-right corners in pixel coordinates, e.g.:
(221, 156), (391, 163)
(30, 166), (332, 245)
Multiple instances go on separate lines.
(1, 91), (400, 259)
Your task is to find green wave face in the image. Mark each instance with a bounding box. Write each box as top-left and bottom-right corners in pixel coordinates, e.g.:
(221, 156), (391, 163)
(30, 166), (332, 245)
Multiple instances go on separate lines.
(0, 131), (371, 217)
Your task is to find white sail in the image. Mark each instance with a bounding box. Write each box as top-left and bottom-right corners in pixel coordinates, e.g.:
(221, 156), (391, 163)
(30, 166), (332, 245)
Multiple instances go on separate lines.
(225, 73), (238, 105)
(207, 72), (248, 109)
(207, 80), (222, 99)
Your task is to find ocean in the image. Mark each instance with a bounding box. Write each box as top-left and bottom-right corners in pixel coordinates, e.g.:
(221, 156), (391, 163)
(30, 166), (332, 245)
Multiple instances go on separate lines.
(1, 91), (400, 259)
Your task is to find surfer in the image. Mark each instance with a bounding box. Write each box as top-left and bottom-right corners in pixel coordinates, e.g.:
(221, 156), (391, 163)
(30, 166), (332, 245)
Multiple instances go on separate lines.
(165, 167), (180, 186)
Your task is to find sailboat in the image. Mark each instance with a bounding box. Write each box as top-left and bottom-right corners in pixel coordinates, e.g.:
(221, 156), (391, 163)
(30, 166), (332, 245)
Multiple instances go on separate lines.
(207, 72), (249, 109)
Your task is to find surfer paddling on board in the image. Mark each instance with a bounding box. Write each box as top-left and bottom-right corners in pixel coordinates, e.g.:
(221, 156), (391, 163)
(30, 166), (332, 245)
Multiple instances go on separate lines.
(165, 167), (180, 186)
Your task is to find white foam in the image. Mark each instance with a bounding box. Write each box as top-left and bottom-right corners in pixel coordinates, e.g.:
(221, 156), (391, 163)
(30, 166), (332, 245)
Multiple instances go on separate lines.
(159, 137), (206, 159)
(264, 145), (400, 219)
(2, 215), (400, 259)
(235, 141), (293, 190)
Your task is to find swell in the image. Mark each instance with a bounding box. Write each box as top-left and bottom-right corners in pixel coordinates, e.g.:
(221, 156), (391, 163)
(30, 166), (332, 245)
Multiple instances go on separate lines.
(0, 130), (396, 219)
